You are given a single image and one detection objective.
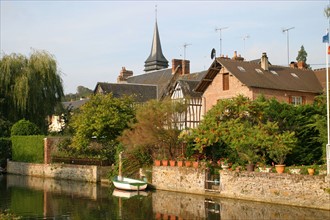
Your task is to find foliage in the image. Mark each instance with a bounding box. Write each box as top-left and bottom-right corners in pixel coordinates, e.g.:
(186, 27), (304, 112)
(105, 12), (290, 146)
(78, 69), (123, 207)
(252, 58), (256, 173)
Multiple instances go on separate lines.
(11, 135), (44, 163)
(69, 93), (135, 162)
(63, 86), (93, 101)
(183, 95), (323, 166)
(0, 116), (12, 137)
(296, 45), (307, 63)
(0, 50), (64, 131)
(0, 209), (22, 220)
(0, 138), (11, 168)
(11, 119), (41, 136)
(119, 98), (188, 160)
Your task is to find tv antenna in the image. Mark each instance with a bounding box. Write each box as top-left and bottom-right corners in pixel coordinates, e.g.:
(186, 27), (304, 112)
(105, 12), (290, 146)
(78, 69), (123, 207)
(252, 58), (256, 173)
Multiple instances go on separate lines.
(215, 26), (229, 56)
(242, 34), (250, 58)
(183, 43), (192, 60)
(282, 27), (295, 66)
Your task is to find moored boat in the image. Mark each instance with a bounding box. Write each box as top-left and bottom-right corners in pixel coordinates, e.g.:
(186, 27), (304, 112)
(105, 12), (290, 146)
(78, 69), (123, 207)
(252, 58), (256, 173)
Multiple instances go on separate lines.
(112, 176), (148, 191)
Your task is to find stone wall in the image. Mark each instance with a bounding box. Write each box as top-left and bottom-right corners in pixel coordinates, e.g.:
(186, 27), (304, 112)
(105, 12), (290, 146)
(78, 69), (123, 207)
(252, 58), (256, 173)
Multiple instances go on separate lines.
(152, 166), (205, 194)
(152, 166), (330, 210)
(219, 170), (330, 210)
(7, 161), (111, 183)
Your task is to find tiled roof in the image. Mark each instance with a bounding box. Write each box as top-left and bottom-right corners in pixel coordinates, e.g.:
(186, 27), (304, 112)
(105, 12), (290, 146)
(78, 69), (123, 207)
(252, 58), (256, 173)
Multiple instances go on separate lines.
(314, 68), (327, 91)
(63, 99), (89, 110)
(95, 82), (157, 102)
(176, 80), (202, 98)
(126, 68), (173, 98)
(196, 58), (323, 93)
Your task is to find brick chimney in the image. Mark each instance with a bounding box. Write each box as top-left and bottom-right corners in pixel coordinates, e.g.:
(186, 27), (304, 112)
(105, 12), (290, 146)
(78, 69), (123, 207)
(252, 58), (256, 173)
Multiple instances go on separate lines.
(117, 67), (133, 83)
(261, 52), (269, 71)
(172, 59), (190, 75)
(290, 62), (298, 68)
(297, 61), (306, 69)
(232, 51), (244, 61)
(182, 60), (190, 75)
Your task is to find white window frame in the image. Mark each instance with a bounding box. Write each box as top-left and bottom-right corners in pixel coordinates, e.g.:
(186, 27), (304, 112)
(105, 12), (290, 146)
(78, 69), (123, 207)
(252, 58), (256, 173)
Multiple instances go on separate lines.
(291, 96), (303, 105)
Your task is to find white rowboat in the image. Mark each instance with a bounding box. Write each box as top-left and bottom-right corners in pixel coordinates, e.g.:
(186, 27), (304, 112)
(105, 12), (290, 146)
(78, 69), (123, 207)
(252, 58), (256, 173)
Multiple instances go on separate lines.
(112, 176), (148, 191)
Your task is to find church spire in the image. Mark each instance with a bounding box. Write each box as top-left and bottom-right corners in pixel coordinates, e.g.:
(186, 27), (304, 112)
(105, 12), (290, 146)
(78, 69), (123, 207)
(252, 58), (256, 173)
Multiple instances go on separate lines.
(144, 19), (169, 72)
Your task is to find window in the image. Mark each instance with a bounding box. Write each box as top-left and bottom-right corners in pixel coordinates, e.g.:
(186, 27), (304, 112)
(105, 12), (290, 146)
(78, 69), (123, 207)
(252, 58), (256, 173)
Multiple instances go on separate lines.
(291, 73), (299, 78)
(271, 70), (278, 76)
(223, 73), (229, 90)
(237, 66), (246, 72)
(255, 69), (263, 74)
(289, 96), (305, 105)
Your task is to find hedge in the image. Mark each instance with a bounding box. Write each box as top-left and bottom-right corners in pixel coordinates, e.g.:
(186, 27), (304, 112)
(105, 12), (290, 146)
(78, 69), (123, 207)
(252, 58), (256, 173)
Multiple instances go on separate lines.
(0, 138), (11, 167)
(11, 136), (45, 163)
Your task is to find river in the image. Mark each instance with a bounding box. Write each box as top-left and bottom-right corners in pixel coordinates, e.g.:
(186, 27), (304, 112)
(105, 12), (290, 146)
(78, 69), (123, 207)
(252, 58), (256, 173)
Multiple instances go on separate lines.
(0, 174), (329, 219)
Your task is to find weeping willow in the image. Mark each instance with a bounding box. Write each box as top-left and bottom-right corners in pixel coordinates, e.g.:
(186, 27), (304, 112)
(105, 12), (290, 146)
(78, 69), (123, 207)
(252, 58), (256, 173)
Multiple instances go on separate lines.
(0, 50), (64, 131)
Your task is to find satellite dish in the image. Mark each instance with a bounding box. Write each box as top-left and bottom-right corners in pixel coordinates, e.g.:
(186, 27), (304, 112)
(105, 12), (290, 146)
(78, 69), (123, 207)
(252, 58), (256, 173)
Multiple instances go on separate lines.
(211, 48), (216, 60)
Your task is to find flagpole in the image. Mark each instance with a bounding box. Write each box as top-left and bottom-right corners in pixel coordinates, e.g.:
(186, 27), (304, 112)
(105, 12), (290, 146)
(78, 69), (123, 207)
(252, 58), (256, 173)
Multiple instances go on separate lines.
(326, 37), (330, 175)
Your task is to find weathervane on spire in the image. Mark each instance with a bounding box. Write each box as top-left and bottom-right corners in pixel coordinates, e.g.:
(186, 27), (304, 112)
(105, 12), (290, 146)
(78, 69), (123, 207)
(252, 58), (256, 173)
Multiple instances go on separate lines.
(155, 5), (157, 21)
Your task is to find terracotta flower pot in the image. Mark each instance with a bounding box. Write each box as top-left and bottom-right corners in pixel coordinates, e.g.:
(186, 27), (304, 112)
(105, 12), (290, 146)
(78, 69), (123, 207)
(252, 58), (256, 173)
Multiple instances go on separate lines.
(308, 168), (315, 175)
(193, 161), (199, 168)
(169, 160), (176, 166)
(185, 161), (192, 167)
(177, 161), (183, 167)
(275, 164), (286, 173)
(246, 164), (255, 172)
(154, 160), (161, 166)
(162, 160), (168, 166)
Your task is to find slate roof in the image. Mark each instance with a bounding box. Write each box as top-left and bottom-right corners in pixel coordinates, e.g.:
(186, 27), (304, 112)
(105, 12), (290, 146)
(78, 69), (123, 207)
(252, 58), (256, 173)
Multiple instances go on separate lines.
(144, 21), (169, 72)
(175, 80), (203, 98)
(63, 99), (89, 110)
(126, 68), (173, 98)
(95, 82), (157, 102)
(196, 58), (323, 94)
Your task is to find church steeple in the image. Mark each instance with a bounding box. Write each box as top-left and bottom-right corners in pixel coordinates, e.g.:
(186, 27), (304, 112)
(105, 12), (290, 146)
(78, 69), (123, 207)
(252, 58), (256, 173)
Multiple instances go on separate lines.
(144, 21), (169, 72)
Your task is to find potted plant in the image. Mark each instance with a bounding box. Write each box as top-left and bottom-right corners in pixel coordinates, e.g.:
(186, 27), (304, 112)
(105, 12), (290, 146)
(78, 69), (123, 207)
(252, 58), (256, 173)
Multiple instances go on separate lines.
(169, 159), (176, 167)
(267, 131), (296, 174)
(307, 164), (317, 175)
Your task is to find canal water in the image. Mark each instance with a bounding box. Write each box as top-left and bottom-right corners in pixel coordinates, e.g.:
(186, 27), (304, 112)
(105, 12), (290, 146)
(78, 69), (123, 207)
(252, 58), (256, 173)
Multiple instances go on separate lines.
(0, 174), (329, 219)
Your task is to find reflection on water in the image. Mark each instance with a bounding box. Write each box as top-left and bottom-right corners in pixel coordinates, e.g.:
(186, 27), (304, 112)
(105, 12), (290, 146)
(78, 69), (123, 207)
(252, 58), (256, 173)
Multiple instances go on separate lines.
(0, 174), (329, 219)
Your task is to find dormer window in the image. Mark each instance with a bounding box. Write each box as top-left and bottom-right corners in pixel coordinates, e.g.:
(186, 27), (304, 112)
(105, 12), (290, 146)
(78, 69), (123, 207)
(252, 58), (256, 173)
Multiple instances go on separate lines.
(255, 69), (263, 74)
(271, 70), (278, 76)
(237, 66), (246, 72)
(291, 73), (299, 78)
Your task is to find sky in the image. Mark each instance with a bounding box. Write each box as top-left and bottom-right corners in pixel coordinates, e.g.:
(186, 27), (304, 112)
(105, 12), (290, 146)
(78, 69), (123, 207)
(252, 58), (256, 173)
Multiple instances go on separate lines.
(1, 0), (329, 94)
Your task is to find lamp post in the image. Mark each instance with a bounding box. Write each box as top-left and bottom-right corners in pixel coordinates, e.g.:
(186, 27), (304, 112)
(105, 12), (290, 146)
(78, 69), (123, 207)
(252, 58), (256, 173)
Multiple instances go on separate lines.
(282, 27), (295, 66)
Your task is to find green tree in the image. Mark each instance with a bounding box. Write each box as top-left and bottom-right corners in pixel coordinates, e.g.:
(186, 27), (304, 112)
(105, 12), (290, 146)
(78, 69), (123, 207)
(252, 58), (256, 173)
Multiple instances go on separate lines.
(119, 98), (187, 161)
(70, 93), (135, 156)
(296, 45), (307, 63)
(0, 50), (64, 131)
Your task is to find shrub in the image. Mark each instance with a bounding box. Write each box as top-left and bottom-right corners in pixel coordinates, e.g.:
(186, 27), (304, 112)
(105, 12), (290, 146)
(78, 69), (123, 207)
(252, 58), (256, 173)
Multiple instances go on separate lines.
(0, 138), (11, 167)
(11, 119), (41, 136)
(0, 117), (12, 137)
(11, 135), (44, 163)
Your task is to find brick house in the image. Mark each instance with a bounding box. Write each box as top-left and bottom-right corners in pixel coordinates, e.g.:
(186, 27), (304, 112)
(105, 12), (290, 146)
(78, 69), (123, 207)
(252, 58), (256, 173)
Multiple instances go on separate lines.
(195, 52), (323, 115)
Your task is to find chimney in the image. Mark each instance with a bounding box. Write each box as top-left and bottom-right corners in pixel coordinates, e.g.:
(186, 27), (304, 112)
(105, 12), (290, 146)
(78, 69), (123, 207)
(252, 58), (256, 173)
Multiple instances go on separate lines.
(290, 62), (297, 68)
(261, 52), (269, 71)
(172, 59), (190, 75)
(232, 51), (244, 61)
(172, 59), (182, 75)
(182, 60), (190, 75)
(297, 61), (306, 69)
(117, 67), (133, 83)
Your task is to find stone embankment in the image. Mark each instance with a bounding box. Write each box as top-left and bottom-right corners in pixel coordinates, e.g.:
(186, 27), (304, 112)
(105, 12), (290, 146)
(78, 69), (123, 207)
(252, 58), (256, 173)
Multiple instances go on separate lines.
(152, 166), (330, 210)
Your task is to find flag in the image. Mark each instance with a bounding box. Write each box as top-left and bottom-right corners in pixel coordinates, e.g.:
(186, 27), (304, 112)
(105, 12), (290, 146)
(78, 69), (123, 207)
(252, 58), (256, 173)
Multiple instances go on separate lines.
(328, 46), (330, 55)
(323, 33), (329, 43)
